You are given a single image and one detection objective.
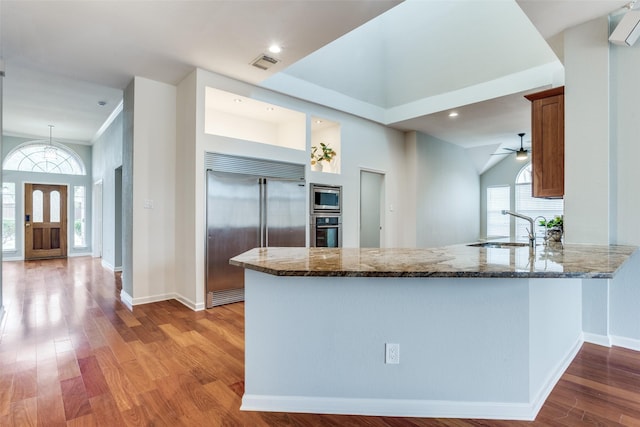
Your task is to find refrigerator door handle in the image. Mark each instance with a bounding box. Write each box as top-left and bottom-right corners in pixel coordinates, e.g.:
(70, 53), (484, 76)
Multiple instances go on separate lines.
(260, 178), (266, 247)
(263, 178), (268, 247)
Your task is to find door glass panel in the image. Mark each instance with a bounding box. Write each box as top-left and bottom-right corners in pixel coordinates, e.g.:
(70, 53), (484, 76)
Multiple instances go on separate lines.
(50, 190), (60, 222)
(33, 190), (44, 223)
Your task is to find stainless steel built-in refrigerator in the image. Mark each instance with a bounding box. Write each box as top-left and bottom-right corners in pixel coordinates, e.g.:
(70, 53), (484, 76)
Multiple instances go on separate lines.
(205, 160), (306, 308)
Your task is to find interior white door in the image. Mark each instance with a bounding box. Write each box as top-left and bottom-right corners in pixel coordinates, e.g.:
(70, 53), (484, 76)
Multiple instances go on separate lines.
(360, 170), (384, 248)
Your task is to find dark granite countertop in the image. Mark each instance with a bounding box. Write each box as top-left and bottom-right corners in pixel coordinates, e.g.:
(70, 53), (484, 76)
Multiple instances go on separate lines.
(229, 243), (638, 279)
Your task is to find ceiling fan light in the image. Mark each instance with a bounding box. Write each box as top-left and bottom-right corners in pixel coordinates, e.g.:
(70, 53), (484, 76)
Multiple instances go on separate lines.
(516, 150), (528, 160)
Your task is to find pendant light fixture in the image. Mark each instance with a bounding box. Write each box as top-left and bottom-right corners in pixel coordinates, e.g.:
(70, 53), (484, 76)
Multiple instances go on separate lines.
(44, 124), (57, 160)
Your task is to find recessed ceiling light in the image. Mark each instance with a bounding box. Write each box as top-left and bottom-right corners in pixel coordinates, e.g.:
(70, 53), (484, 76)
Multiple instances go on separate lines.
(98, 100), (107, 106)
(268, 44), (282, 54)
(315, 120), (323, 124)
(266, 107), (274, 111)
(234, 98), (243, 103)
(448, 111), (459, 117)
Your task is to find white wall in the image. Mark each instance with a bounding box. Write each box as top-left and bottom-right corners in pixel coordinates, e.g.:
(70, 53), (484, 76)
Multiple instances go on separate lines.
(127, 77), (177, 305)
(175, 70), (199, 308)
(564, 17), (610, 244)
(582, 279), (610, 344)
(610, 251), (640, 345)
(92, 111), (123, 270)
(528, 278), (582, 400)
(563, 15), (640, 348)
(610, 17), (640, 245)
(607, 14), (640, 349)
(410, 132), (480, 247)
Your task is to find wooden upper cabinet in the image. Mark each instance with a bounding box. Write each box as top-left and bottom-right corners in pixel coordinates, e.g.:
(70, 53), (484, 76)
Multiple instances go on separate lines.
(525, 87), (564, 198)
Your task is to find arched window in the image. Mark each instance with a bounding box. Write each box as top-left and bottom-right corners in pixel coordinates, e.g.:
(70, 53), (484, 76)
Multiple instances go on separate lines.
(515, 163), (563, 239)
(3, 142), (86, 175)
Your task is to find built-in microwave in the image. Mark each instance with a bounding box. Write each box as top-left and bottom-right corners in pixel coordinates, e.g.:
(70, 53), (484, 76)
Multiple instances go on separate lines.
(311, 184), (341, 213)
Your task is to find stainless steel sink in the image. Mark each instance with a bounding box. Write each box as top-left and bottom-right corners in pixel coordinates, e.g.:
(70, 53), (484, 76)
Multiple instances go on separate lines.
(467, 242), (529, 249)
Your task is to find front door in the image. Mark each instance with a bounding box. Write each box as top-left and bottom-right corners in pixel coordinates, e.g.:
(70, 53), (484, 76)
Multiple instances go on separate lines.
(24, 183), (67, 259)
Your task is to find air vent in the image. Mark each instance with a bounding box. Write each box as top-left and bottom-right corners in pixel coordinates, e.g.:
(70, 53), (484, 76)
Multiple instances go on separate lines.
(251, 54), (280, 70)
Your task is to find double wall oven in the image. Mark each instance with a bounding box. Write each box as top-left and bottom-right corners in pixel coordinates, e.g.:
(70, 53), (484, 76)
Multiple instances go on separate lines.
(310, 184), (342, 248)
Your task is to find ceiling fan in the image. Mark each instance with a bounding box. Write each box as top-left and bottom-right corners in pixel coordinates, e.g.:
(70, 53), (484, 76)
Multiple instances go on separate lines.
(492, 133), (530, 160)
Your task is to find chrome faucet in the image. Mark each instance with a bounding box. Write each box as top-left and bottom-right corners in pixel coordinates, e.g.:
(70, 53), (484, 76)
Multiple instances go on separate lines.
(502, 210), (536, 248)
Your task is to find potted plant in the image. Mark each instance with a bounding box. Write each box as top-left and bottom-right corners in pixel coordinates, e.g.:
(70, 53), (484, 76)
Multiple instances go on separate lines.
(539, 216), (563, 243)
(310, 142), (336, 171)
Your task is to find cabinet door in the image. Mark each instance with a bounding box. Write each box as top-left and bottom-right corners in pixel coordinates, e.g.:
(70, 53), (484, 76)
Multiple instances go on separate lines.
(531, 93), (564, 198)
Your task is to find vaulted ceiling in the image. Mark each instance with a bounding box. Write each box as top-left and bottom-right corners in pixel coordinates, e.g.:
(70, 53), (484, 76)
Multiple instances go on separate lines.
(0, 0), (630, 173)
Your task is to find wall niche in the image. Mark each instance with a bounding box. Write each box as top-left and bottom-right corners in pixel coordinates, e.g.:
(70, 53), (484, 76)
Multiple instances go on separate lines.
(204, 87), (306, 151)
(310, 117), (341, 174)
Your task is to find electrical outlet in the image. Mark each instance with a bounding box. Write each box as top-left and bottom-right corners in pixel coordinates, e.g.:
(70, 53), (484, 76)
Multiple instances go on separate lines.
(385, 343), (400, 364)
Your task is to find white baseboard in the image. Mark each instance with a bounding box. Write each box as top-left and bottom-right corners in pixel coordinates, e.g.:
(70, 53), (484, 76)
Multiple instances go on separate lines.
(241, 395), (537, 421)
(101, 259), (114, 271)
(101, 260), (122, 272)
(173, 294), (206, 311)
(582, 332), (612, 347)
(120, 289), (133, 311)
(117, 290), (205, 312)
(582, 333), (640, 351)
(128, 292), (176, 307)
(611, 335), (640, 351)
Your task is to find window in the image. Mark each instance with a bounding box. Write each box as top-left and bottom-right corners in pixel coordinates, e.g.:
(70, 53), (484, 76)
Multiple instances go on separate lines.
(515, 163), (563, 240)
(3, 183), (16, 251)
(74, 186), (87, 247)
(3, 142), (86, 175)
(487, 186), (510, 238)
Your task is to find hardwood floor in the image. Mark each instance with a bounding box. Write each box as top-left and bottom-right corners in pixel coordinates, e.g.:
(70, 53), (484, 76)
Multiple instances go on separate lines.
(1, 257), (640, 426)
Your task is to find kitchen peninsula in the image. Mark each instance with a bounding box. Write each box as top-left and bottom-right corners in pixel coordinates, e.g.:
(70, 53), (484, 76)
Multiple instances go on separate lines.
(230, 244), (637, 420)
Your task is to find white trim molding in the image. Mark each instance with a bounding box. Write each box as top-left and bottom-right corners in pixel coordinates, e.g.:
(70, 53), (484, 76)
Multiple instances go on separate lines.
(118, 291), (205, 312)
(611, 335), (640, 352)
(582, 332), (612, 347)
(242, 395), (539, 421)
(120, 289), (133, 311)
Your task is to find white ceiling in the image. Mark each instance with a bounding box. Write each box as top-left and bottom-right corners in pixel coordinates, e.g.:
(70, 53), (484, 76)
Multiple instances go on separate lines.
(0, 0), (631, 172)
(1, 0), (400, 141)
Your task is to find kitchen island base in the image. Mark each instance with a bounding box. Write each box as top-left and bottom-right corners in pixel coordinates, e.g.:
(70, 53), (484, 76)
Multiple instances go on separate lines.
(241, 270), (583, 420)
